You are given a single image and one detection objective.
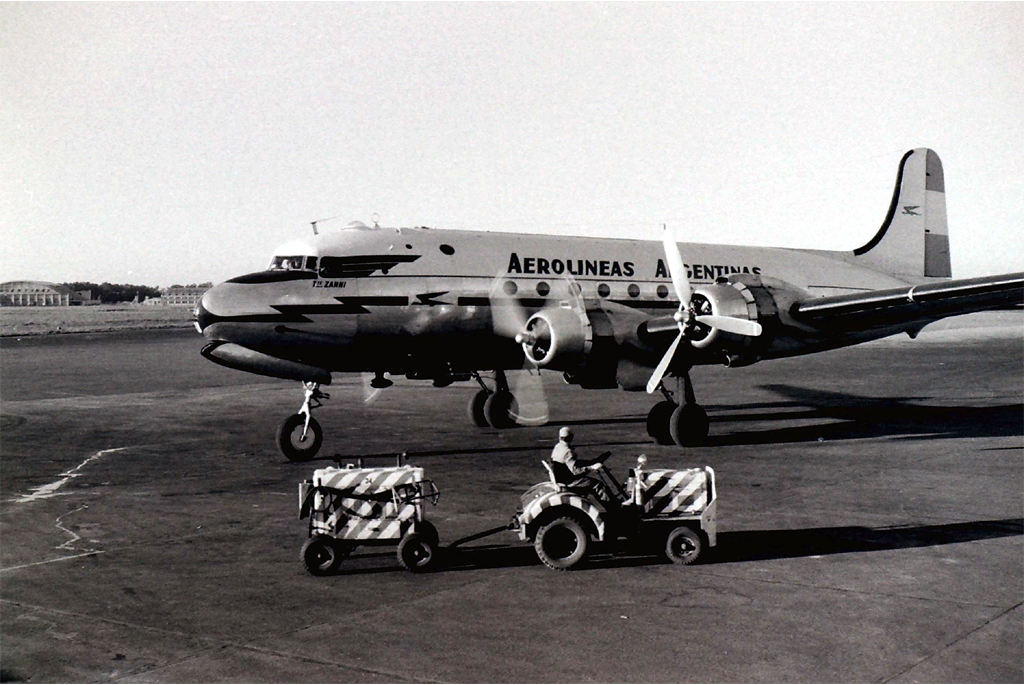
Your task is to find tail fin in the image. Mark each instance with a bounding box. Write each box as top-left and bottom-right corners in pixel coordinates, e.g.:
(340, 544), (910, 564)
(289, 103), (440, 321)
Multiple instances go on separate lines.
(853, 148), (951, 278)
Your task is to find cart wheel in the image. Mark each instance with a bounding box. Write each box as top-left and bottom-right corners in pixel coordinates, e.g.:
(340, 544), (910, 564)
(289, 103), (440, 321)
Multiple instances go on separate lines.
(301, 535), (342, 575)
(665, 526), (702, 565)
(398, 533), (440, 573)
(417, 520), (440, 547)
(534, 516), (588, 571)
(277, 414), (323, 462)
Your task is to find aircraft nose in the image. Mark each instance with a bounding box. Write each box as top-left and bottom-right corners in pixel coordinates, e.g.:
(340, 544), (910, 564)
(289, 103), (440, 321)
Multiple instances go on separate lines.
(194, 296), (215, 335)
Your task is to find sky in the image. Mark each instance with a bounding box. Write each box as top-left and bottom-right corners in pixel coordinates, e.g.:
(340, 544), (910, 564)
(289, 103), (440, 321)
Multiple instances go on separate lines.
(2, 3), (1022, 287)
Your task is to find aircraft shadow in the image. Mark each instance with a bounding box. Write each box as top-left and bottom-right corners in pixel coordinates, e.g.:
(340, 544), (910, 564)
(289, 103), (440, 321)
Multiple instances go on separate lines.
(312, 439), (651, 464)
(701, 384), (1023, 446)
(327, 518), (1022, 576)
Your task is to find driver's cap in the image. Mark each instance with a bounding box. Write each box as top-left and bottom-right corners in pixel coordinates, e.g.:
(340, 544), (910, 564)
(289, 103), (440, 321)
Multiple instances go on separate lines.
(558, 426), (573, 440)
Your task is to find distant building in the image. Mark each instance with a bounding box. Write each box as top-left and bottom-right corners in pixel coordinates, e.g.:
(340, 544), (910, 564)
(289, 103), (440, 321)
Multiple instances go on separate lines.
(71, 289), (101, 306)
(159, 283), (213, 307)
(0, 281), (72, 306)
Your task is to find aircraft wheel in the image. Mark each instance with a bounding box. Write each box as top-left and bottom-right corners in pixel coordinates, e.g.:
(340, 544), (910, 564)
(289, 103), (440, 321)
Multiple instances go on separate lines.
(483, 391), (518, 429)
(398, 532), (440, 573)
(277, 414), (323, 461)
(534, 516), (589, 571)
(467, 388), (491, 427)
(301, 535), (342, 575)
(646, 401), (677, 445)
(668, 403), (709, 447)
(665, 526), (703, 565)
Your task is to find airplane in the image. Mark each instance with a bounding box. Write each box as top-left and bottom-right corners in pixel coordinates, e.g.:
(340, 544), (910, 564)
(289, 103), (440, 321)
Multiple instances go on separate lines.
(194, 148), (1023, 460)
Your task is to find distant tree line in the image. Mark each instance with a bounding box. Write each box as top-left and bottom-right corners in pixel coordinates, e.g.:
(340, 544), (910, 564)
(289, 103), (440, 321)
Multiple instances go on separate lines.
(62, 282), (163, 304)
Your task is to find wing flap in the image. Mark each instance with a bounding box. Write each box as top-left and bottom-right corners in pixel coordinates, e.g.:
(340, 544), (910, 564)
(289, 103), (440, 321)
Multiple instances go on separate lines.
(793, 272), (1024, 330)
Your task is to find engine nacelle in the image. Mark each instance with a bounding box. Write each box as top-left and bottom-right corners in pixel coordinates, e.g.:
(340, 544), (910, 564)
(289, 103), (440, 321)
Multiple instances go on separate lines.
(688, 283), (762, 350)
(519, 305), (593, 370)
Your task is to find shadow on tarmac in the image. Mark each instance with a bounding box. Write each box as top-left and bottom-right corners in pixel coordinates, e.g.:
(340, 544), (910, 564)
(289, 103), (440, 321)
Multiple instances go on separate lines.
(699, 384), (1024, 446)
(321, 518), (1023, 576)
(710, 517), (1024, 563)
(311, 440), (651, 464)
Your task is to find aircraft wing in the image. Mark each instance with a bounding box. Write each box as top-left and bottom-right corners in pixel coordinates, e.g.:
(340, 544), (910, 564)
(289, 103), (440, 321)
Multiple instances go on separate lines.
(791, 272), (1024, 332)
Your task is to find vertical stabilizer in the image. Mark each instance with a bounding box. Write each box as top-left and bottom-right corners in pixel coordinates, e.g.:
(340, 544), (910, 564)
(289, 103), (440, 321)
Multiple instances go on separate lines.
(853, 148), (951, 278)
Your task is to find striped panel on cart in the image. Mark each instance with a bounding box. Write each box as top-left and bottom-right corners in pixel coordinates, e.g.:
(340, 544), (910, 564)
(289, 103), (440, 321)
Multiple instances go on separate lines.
(520, 493), (605, 540)
(324, 502), (418, 533)
(642, 469), (708, 516)
(314, 466), (424, 520)
(313, 511), (415, 540)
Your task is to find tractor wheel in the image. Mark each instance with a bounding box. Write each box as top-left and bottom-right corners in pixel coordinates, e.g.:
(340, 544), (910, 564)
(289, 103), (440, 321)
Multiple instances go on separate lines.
(534, 516), (589, 571)
(467, 389), (491, 427)
(665, 526), (703, 565)
(398, 532), (440, 573)
(277, 414), (323, 461)
(417, 520), (440, 547)
(301, 535), (342, 575)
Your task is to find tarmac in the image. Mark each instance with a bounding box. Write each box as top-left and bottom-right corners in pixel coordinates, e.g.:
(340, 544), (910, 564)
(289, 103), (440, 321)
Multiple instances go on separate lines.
(1, 312), (1021, 683)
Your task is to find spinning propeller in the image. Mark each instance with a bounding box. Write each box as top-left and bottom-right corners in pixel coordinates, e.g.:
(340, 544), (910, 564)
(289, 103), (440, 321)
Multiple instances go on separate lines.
(646, 226), (763, 394)
(488, 274), (557, 426)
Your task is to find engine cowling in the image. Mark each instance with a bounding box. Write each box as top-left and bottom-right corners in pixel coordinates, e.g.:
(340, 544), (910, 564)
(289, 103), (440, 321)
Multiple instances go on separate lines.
(687, 283), (762, 350)
(519, 305), (592, 370)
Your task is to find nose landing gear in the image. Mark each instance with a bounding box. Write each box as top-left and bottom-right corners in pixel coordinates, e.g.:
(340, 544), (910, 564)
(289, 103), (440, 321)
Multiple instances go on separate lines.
(277, 382), (329, 461)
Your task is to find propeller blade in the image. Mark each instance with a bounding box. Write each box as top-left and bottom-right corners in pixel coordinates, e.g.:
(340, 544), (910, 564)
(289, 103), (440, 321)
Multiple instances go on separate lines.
(509, 361), (549, 426)
(662, 225), (691, 305)
(646, 330), (685, 394)
(489, 273), (529, 339)
(695, 314), (763, 337)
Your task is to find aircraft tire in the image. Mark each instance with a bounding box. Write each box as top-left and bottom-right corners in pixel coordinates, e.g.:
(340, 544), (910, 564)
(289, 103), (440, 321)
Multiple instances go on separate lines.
(301, 535), (342, 576)
(483, 391), (518, 429)
(665, 526), (703, 565)
(277, 414), (323, 461)
(398, 532), (440, 573)
(668, 403), (709, 447)
(467, 389), (491, 427)
(534, 516), (589, 571)
(646, 401), (677, 445)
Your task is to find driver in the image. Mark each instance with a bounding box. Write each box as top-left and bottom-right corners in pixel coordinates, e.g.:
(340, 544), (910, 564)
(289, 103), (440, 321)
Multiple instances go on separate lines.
(550, 427), (617, 507)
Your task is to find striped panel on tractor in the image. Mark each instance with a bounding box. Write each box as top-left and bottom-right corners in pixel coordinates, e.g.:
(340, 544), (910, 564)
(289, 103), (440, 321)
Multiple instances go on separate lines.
(519, 492), (605, 541)
(642, 468), (708, 516)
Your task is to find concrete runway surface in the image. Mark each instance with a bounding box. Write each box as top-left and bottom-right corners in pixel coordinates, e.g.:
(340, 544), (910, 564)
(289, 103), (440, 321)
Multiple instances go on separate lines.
(1, 313), (1021, 683)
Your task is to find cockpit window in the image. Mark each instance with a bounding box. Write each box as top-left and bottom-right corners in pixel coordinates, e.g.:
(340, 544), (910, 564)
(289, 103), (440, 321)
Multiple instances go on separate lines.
(268, 256), (316, 272)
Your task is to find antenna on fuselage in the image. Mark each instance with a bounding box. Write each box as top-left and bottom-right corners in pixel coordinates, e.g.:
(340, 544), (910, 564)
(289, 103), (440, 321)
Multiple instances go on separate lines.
(310, 215), (340, 235)
(371, 213), (380, 229)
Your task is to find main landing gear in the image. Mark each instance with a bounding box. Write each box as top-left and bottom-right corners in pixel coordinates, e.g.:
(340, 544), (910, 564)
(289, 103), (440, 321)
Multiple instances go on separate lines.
(277, 382), (329, 461)
(466, 371), (520, 429)
(646, 371), (710, 447)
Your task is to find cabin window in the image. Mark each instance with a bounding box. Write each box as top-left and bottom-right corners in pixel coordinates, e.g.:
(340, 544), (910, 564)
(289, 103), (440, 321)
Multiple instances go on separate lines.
(536, 282), (550, 296)
(439, 244), (455, 255)
(627, 284), (640, 298)
(503, 281), (518, 296)
(597, 283), (611, 298)
(657, 284), (669, 298)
